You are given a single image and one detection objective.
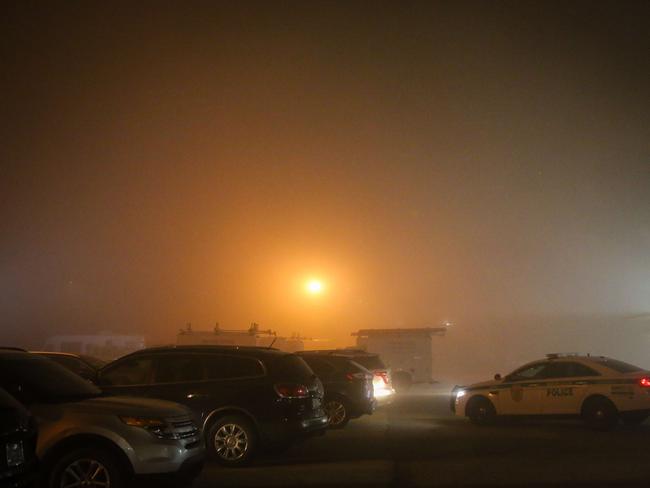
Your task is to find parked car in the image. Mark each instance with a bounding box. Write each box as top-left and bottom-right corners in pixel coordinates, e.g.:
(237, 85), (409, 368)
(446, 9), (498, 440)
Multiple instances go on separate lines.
(453, 353), (650, 430)
(0, 349), (205, 488)
(96, 345), (329, 466)
(299, 349), (395, 406)
(297, 352), (375, 428)
(31, 351), (106, 381)
(0, 387), (38, 488)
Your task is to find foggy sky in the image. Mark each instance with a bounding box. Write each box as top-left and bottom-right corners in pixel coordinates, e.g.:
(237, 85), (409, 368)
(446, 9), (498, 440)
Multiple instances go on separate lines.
(1, 1), (649, 352)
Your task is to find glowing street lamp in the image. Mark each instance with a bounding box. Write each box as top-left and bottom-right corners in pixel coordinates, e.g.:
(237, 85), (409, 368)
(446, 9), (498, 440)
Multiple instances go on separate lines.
(305, 279), (324, 295)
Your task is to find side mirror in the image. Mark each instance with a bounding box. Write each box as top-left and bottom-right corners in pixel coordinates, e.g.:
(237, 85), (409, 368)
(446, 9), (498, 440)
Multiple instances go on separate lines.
(494, 373), (502, 381)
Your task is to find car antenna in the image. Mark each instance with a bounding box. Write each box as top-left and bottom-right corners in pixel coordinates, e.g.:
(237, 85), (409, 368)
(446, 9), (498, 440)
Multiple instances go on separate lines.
(268, 337), (277, 349)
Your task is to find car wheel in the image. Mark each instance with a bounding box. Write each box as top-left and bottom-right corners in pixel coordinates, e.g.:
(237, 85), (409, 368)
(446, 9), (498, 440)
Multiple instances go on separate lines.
(466, 396), (496, 425)
(49, 446), (125, 488)
(582, 397), (619, 430)
(324, 398), (350, 429)
(620, 411), (648, 426)
(208, 415), (257, 466)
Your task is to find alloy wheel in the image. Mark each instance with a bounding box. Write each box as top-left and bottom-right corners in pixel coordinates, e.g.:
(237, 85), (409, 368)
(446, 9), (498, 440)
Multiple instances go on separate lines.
(325, 400), (347, 426)
(60, 458), (110, 488)
(214, 423), (249, 461)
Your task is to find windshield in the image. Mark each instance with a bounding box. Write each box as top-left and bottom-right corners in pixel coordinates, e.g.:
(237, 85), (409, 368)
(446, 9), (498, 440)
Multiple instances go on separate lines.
(0, 355), (102, 404)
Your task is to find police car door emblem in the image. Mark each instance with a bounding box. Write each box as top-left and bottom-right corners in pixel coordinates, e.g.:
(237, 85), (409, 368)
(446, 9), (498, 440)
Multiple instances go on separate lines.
(511, 385), (523, 402)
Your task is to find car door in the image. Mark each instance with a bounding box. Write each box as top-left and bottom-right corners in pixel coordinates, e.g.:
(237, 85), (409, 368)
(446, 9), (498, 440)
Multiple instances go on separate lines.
(497, 362), (551, 415)
(200, 354), (267, 424)
(97, 355), (156, 397)
(142, 353), (212, 420)
(541, 362), (599, 414)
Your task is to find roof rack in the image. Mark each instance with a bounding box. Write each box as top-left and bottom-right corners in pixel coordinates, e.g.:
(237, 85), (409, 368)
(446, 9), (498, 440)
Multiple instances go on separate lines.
(298, 349), (374, 356)
(545, 352), (580, 359)
(146, 344), (280, 352)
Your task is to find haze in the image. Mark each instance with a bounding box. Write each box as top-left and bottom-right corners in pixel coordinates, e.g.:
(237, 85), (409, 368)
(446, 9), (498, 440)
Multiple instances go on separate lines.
(1, 1), (648, 378)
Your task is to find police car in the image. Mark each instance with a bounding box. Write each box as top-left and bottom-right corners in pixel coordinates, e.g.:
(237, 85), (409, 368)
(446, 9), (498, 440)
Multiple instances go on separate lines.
(452, 354), (650, 429)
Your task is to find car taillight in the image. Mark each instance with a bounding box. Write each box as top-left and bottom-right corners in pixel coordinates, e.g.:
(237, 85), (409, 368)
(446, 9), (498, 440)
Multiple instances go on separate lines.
(639, 377), (650, 387)
(274, 383), (309, 398)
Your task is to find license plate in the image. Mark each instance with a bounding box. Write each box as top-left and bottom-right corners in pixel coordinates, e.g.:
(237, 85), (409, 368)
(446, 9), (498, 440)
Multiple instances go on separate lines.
(312, 398), (321, 409)
(6, 441), (25, 467)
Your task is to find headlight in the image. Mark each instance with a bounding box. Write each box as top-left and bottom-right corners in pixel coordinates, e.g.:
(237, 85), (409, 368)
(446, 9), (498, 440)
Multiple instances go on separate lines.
(455, 389), (466, 398)
(119, 416), (179, 439)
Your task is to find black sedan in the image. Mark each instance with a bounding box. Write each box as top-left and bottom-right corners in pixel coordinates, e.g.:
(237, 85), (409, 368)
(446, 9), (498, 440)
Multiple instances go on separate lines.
(297, 352), (375, 428)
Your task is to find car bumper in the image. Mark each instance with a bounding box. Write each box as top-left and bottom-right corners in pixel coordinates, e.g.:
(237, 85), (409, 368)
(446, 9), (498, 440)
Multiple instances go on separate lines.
(350, 397), (376, 417)
(131, 437), (206, 475)
(0, 465), (38, 488)
(373, 388), (396, 407)
(260, 414), (329, 445)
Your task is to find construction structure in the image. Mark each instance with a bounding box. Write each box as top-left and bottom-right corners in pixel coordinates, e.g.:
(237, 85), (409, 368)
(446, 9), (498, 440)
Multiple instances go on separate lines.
(352, 326), (448, 387)
(176, 322), (306, 353)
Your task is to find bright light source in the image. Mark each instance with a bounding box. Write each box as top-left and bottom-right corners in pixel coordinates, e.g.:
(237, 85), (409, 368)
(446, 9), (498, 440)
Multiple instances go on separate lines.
(373, 387), (395, 398)
(305, 279), (324, 294)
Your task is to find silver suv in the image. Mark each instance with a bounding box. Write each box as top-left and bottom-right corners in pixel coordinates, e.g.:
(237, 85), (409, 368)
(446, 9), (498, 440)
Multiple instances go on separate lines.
(0, 350), (205, 488)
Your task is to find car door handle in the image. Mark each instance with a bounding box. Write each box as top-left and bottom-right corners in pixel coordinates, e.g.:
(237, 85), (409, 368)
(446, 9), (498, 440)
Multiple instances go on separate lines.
(574, 381), (588, 385)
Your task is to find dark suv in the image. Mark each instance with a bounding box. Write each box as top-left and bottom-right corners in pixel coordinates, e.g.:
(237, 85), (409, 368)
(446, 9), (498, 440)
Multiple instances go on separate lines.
(300, 350), (395, 406)
(0, 388), (38, 488)
(297, 353), (375, 428)
(97, 346), (328, 466)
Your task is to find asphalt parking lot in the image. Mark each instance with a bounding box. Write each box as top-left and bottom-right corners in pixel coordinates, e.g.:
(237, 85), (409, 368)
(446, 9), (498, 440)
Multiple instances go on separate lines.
(194, 385), (650, 488)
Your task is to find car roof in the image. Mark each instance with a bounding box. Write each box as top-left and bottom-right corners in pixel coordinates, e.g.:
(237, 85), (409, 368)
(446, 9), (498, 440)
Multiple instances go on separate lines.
(513, 355), (644, 375)
(298, 349), (378, 357)
(31, 351), (82, 358)
(114, 344), (291, 361)
(0, 349), (45, 360)
(300, 353), (355, 363)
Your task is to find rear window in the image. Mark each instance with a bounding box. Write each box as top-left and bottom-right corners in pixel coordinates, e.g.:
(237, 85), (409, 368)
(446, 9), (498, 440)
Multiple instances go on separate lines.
(592, 358), (643, 374)
(269, 355), (314, 381)
(301, 356), (338, 377)
(352, 355), (385, 370)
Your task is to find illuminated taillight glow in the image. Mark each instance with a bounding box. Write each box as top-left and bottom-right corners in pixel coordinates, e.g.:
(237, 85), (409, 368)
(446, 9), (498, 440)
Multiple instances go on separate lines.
(274, 384), (309, 398)
(639, 377), (650, 387)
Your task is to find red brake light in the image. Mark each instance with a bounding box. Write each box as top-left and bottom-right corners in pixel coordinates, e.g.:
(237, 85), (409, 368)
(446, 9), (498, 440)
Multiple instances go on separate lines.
(639, 377), (650, 387)
(274, 383), (309, 398)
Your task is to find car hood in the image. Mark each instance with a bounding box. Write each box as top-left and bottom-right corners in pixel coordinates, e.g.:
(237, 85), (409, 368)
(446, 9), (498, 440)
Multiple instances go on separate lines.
(463, 379), (501, 390)
(51, 395), (190, 418)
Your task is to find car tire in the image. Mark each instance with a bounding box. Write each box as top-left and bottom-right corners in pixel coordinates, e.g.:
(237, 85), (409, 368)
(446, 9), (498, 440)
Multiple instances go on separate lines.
(466, 396), (496, 425)
(208, 415), (257, 467)
(582, 396), (619, 431)
(324, 397), (350, 429)
(48, 446), (125, 488)
(620, 411), (648, 426)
